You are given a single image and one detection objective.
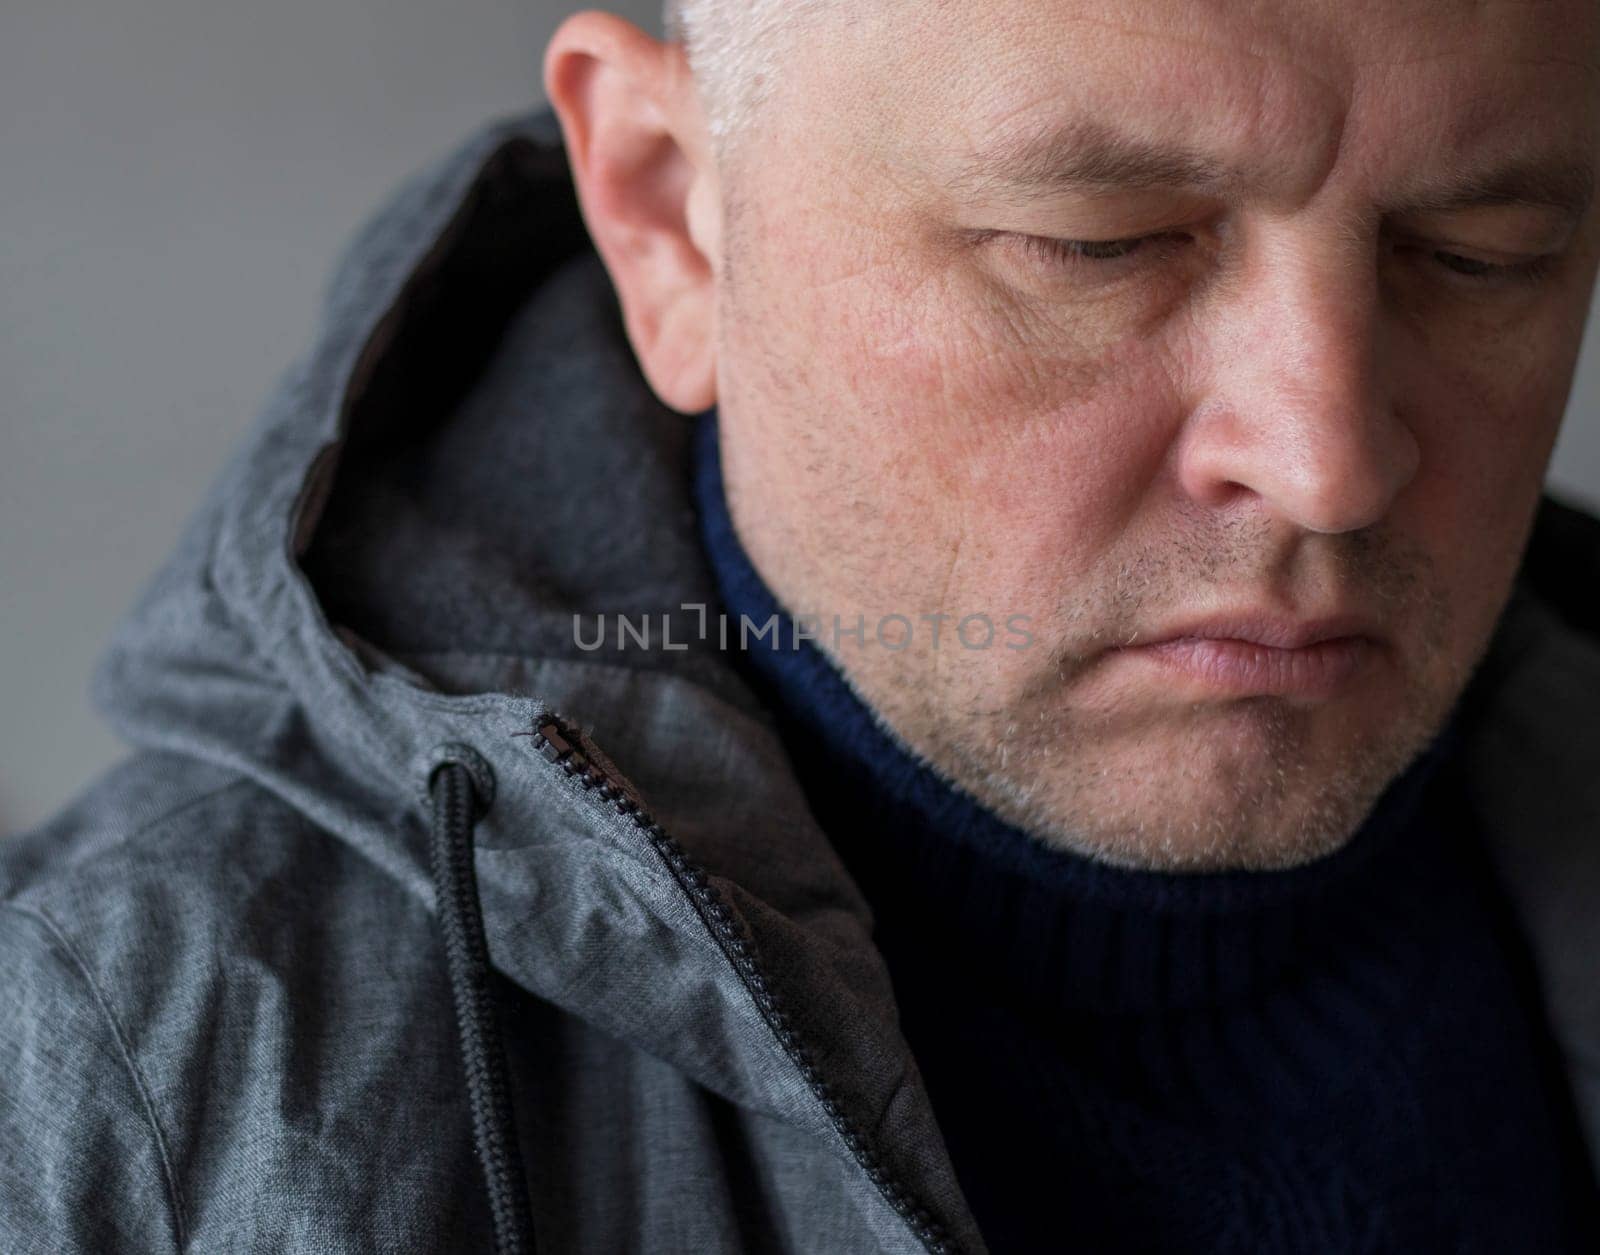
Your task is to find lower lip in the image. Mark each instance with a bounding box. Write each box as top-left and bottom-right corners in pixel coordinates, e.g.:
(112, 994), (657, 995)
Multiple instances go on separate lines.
(1118, 636), (1374, 699)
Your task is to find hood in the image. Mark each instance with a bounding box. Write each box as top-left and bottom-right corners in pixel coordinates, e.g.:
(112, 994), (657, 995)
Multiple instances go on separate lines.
(87, 105), (980, 1254)
(88, 104), (1600, 1245)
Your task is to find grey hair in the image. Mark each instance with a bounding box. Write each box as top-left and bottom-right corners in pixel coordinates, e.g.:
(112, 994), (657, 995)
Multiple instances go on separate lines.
(662, 0), (825, 146)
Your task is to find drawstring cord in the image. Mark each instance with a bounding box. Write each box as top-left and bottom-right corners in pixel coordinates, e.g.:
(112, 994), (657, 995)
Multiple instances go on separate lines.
(428, 758), (537, 1255)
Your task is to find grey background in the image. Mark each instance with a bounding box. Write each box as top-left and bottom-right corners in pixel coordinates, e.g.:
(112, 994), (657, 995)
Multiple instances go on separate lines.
(2, 0), (1597, 836)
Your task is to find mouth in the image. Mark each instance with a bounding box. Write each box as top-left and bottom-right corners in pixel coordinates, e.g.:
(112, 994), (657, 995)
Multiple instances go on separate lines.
(1109, 613), (1383, 700)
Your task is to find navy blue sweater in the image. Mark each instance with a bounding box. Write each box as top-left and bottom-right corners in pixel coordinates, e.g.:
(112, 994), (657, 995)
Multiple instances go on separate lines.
(690, 411), (1596, 1253)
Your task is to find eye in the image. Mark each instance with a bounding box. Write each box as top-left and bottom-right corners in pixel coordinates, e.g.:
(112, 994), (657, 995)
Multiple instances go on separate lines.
(1020, 234), (1168, 267)
(1402, 243), (1558, 286)
(1003, 232), (1197, 291)
(1046, 236), (1152, 261)
(1433, 250), (1499, 278)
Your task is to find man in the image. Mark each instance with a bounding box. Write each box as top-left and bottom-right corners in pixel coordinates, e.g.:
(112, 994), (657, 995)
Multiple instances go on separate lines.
(3, 0), (1599, 1249)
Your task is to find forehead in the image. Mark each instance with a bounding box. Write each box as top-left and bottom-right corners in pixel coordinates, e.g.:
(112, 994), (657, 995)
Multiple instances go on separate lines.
(797, 0), (1600, 205)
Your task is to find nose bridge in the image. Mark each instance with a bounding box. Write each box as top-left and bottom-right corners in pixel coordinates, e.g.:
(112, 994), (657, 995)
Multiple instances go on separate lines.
(1182, 223), (1418, 534)
(1258, 233), (1380, 424)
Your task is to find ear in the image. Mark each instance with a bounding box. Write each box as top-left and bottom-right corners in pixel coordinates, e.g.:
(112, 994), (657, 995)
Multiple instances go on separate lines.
(544, 12), (721, 415)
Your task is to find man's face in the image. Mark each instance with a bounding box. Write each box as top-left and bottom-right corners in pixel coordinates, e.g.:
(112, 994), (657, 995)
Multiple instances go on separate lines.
(707, 0), (1600, 869)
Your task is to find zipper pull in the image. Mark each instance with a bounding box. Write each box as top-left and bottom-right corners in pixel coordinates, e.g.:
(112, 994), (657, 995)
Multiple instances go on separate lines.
(532, 721), (575, 764)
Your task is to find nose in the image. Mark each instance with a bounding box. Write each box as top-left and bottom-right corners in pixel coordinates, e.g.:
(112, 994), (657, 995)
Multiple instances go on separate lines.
(1174, 236), (1420, 535)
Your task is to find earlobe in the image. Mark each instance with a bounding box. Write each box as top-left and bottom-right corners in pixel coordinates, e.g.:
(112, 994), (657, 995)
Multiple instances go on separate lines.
(654, 285), (719, 413)
(544, 12), (720, 415)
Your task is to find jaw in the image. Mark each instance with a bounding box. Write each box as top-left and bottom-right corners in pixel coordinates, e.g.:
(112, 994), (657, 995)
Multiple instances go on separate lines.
(880, 643), (1458, 871)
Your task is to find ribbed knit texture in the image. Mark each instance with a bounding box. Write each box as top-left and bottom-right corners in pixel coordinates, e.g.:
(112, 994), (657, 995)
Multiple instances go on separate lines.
(690, 409), (1596, 1253)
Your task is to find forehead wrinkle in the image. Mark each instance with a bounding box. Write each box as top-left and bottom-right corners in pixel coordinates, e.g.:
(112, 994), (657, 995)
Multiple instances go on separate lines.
(907, 0), (1600, 202)
(937, 31), (1352, 210)
(943, 107), (1595, 229)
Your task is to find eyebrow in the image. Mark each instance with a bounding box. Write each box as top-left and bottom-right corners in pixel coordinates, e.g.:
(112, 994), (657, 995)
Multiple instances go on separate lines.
(947, 122), (1240, 201)
(1391, 157), (1595, 221)
(947, 120), (1595, 222)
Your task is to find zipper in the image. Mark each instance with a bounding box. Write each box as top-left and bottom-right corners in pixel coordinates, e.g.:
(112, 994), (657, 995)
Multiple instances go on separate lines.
(527, 714), (959, 1255)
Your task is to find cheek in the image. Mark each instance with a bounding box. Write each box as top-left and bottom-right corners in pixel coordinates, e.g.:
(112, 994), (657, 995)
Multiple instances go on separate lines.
(1396, 250), (1593, 514)
(1391, 315), (1576, 648)
(721, 196), (1186, 612)
(816, 248), (1187, 500)
(830, 278), (1194, 614)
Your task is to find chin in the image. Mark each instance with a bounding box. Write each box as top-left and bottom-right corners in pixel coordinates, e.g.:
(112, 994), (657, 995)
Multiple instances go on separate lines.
(950, 692), (1444, 873)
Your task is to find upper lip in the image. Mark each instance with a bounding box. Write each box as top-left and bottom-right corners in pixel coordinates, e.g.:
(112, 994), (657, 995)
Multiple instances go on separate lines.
(1127, 612), (1383, 651)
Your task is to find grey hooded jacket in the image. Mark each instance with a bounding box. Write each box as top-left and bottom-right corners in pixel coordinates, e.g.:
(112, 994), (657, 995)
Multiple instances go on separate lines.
(3, 105), (1598, 1255)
